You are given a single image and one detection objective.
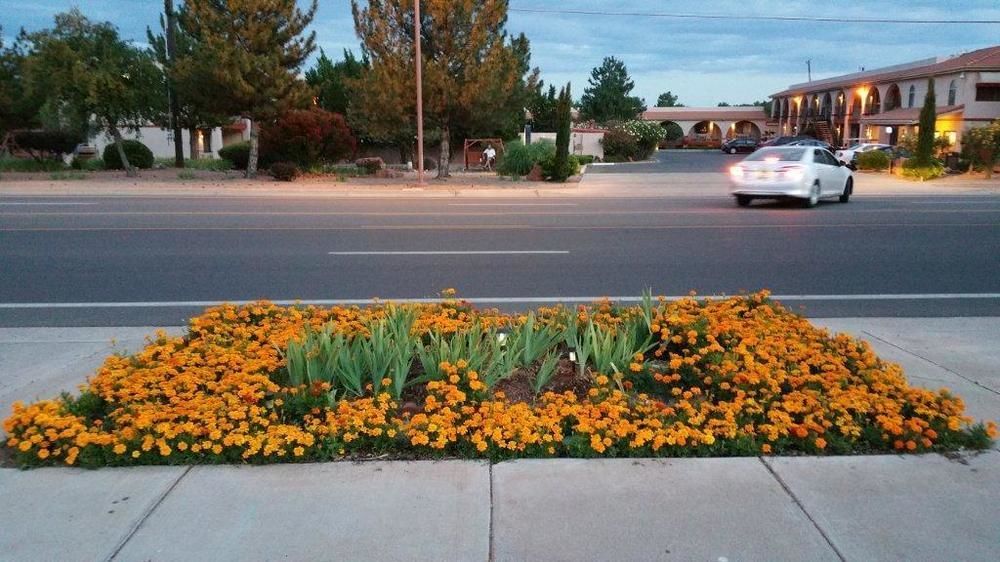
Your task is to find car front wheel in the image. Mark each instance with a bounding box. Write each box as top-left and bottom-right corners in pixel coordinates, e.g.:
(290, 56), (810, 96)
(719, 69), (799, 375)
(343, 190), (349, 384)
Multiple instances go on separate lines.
(839, 177), (853, 203)
(735, 195), (752, 207)
(729, 147), (737, 154)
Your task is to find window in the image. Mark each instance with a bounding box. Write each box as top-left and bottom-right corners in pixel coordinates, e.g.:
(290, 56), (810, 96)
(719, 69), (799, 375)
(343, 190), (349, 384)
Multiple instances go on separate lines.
(947, 80), (957, 105)
(976, 84), (1000, 102)
(908, 85), (915, 108)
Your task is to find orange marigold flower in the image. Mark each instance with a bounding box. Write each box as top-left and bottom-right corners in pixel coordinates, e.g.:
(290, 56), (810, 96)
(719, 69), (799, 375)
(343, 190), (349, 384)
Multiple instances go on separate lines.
(814, 438), (827, 450)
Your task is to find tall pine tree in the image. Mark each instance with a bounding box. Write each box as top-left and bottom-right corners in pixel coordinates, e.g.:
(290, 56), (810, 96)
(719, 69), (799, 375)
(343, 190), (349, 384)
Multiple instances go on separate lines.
(147, 3), (230, 162)
(579, 57), (645, 123)
(306, 49), (367, 115)
(551, 82), (572, 182)
(914, 78), (936, 166)
(351, 0), (538, 177)
(179, 0), (316, 177)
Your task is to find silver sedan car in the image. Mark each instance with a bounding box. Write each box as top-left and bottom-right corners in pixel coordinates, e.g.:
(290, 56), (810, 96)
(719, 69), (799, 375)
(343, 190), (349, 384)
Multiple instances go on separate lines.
(728, 146), (854, 208)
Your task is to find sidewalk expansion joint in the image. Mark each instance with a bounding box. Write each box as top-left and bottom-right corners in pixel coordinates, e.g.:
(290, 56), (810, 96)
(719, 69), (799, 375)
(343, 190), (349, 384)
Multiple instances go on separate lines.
(488, 462), (495, 562)
(862, 330), (1000, 397)
(759, 457), (846, 562)
(105, 465), (192, 562)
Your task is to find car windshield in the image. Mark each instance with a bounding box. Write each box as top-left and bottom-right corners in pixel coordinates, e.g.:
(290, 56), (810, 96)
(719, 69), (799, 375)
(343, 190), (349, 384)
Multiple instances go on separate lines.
(744, 148), (805, 161)
(847, 143), (865, 150)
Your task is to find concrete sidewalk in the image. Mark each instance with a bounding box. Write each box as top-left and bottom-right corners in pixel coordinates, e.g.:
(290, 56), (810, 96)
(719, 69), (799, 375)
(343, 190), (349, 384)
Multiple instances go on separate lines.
(2, 319), (998, 561)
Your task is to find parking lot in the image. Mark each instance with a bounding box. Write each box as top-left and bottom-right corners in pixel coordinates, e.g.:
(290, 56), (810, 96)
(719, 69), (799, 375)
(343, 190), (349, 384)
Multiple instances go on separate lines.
(586, 149), (742, 174)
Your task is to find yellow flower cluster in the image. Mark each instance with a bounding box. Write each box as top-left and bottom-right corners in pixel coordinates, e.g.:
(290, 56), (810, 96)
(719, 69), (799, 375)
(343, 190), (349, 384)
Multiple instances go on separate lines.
(3, 294), (995, 467)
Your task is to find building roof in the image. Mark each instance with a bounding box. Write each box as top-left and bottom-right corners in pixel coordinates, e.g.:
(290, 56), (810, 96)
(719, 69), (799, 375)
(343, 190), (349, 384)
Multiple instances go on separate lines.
(772, 45), (1000, 98)
(641, 106), (768, 121)
(860, 104), (964, 126)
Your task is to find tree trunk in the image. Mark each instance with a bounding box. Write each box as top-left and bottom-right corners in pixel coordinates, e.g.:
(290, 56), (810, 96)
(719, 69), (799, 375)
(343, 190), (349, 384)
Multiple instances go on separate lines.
(247, 119), (260, 178)
(165, 0), (184, 168)
(437, 125), (450, 178)
(111, 126), (137, 178)
(189, 128), (200, 160)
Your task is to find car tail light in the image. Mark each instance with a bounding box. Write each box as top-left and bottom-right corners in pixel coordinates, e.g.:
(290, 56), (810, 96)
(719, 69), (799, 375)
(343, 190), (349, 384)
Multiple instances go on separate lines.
(729, 165), (744, 178)
(778, 165), (805, 180)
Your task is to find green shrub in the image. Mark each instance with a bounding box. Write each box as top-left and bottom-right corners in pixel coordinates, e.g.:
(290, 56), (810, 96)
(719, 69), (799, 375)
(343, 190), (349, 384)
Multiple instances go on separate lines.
(12, 130), (82, 158)
(901, 159), (946, 181)
(102, 140), (154, 170)
(497, 140), (554, 177)
(856, 150), (891, 171)
(218, 142), (250, 170)
(270, 161), (301, 182)
(354, 157), (385, 174)
(575, 154), (595, 165)
(541, 153), (580, 180)
(70, 157), (104, 171)
(960, 119), (1000, 178)
(602, 120), (665, 161)
(0, 156), (66, 172)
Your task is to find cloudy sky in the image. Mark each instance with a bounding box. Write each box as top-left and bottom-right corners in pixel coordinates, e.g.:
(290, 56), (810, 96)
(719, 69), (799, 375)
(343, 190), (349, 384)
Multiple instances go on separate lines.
(4, 1), (999, 106)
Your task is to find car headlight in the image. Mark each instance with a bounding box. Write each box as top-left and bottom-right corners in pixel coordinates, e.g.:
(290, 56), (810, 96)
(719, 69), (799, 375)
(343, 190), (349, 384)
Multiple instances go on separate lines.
(729, 165), (744, 178)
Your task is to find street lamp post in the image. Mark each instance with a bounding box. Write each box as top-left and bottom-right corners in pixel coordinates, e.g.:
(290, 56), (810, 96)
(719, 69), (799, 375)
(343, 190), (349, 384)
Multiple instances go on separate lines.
(414, 0), (425, 186)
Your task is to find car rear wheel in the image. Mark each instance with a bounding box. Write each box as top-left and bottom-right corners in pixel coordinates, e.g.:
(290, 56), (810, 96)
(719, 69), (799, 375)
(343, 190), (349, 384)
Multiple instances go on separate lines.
(735, 195), (752, 207)
(803, 181), (820, 208)
(839, 177), (853, 203)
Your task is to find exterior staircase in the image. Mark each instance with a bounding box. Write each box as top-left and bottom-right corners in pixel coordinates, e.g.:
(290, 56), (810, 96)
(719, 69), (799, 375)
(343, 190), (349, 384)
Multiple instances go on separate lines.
(814, 120), (834, 146)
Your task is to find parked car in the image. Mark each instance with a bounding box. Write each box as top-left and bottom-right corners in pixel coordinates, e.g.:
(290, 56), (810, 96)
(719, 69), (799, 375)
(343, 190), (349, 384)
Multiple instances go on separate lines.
(759, 135), (812, 148)
(787, 138), (834, 151)
(728, 146), (853, 208)
(834, 143), (889, 165)
(721, 138), (758, 154)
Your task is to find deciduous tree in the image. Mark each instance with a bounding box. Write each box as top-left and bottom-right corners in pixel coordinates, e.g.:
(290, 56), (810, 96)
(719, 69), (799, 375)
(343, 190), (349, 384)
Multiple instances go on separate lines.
(179, 0), (317, 177)
(23, 10), (165, 176)
(351, 0), (539, 177)
(579, 56), (645, 123)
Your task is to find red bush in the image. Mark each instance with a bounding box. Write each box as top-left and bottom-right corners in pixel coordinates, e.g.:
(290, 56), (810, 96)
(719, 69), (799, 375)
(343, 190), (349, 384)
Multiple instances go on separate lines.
(260, 108), (357, 168)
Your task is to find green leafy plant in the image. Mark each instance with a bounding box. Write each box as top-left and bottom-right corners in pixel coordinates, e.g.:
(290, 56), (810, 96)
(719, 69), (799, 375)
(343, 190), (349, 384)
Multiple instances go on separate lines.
(587, 319), (654, 375)
(103, 140), (154, 170)
(901, 159), (946, 181)
(507, 312), (565, 368)
(497, 139), (555, 177)
(416, 325), (491, 383)
(218, 142), (250, 170)
(269, 161), (301, 182)
(533, 351), (561, 396)
(856, 150), (890, 171)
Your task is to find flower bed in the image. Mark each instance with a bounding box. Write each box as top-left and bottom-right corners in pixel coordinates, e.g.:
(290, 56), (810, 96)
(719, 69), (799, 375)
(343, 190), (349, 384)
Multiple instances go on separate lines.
(4, 292), (994, 468)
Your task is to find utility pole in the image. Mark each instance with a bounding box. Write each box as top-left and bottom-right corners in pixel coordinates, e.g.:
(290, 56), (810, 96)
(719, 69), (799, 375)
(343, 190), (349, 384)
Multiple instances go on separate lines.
(806, 59), (812, 82)
(414, 0), (426, 186)
(165, 0), (184, 168)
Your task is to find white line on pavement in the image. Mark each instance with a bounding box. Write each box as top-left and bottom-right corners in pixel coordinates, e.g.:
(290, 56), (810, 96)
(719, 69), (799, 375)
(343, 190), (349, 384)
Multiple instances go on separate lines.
(328, 250), (570, 255)
(2, 293), (999, 309)
(0, 202), (97, 206)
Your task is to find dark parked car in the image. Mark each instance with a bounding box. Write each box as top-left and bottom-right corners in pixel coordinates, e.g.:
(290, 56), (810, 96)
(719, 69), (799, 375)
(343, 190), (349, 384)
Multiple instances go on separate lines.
(759, 135), (812, 147)
(721, 138), (758, 154)
(787, 138), (834, 151)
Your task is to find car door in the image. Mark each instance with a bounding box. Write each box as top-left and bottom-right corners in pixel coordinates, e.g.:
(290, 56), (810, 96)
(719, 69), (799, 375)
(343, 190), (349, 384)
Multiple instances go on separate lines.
(820, 149), (845, 192)
(813, 149), (837, 193)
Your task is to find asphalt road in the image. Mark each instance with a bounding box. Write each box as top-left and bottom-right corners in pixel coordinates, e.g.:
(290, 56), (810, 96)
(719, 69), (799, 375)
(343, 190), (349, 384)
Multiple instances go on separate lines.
(2, 182), (998, 326)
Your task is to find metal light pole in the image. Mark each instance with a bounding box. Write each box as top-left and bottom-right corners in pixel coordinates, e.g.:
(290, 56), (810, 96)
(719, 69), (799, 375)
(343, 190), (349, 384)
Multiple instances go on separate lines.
(414, 0), (426, 186)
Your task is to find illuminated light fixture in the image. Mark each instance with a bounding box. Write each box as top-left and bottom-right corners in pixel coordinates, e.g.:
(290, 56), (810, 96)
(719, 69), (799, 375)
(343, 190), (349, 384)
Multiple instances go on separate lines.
(729, 165), (744, 178)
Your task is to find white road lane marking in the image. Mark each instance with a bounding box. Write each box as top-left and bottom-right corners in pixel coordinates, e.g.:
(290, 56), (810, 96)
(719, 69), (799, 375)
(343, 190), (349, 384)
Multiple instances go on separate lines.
(328, 250), (570, 255)
(2, 293), (999, 309)
(0, 202), (97, 206)
(447, 203), (578, 207)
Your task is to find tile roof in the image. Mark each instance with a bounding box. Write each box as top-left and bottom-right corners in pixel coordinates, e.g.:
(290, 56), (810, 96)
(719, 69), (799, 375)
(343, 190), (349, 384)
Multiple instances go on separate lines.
(771, 45), (1000, 98)
(641, 107), (768, 121)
